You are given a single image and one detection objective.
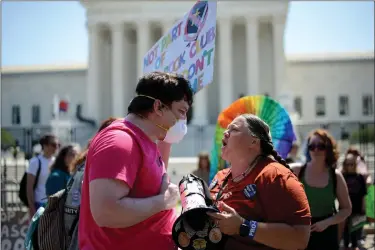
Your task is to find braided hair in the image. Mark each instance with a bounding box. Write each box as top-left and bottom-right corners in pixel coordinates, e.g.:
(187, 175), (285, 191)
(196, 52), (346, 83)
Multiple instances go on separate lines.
(241, 114), (290, 169)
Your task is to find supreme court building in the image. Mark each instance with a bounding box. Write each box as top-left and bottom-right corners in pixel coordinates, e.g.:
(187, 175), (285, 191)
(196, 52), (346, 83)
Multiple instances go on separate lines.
(83, 1), (289, 125)
(2, 1), (374, 156)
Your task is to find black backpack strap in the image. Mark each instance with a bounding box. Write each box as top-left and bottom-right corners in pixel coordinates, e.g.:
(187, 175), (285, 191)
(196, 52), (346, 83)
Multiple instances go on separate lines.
(33, 156), (42, 189)
(298, 164), (307, 179)
(330, 167), (337, 197)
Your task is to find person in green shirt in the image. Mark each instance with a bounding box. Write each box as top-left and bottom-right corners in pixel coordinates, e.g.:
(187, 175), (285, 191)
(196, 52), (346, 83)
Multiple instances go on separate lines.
(45, 144), (78, 196)
(292, 129), (352, 250)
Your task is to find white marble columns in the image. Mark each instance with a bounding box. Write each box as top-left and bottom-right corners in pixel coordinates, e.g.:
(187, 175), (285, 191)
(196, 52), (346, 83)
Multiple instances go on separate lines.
(86, 23), (101, 123)
(218, 19), (233, 111)
(273, 15), (287, 100)
(136, 20), (151, 78)
(191, 88), (209, 125)
(86, 15), (287, 126)
(246, 17), (259, 96)
(111, 22), (127, 117)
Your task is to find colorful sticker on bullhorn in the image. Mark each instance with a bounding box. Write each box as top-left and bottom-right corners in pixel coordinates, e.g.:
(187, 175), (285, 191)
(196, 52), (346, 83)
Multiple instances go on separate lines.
(243, 184), (257, 200)
(193, 238), (207, 250)
(178, 232), (191, 248)
(209, 179), (218, 190)
(208, 227), (222, 243)
(174, 220), (181, 232)
(196, 221), (209, 237)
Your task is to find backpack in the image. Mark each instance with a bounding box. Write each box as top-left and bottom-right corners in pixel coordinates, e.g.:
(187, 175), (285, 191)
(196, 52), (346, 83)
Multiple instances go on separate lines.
(35, 125), (144, 250)
(19, 156), (42, 207)
(298, 164), (337, 213)
(36, 163), (85, 250)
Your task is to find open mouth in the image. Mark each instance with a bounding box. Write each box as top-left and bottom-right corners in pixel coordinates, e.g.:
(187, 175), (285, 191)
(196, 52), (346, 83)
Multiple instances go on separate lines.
(222, 139), (227, 147)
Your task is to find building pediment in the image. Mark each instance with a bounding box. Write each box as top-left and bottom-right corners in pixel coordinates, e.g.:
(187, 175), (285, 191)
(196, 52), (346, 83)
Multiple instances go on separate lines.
(82, 1), (288, 26)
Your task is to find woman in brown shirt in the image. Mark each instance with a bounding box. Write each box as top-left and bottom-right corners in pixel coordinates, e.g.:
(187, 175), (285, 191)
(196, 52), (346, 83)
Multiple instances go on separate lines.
(207, 114), (311, 250)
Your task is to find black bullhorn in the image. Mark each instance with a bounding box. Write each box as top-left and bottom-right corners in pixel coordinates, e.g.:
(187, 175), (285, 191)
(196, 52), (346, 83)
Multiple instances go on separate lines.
(172, 174), (226, 250)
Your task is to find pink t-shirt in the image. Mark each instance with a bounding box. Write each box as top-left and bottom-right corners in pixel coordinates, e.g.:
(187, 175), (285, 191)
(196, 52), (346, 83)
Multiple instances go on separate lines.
(79, 119), (177, 250)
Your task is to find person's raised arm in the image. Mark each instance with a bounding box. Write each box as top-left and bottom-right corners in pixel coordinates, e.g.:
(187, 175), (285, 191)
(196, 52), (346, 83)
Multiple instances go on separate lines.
(88, 130), (179, 228)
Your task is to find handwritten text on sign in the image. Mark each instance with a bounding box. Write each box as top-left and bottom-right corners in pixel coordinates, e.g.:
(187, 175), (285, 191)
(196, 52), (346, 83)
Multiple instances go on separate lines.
(143, 1), (217, 94)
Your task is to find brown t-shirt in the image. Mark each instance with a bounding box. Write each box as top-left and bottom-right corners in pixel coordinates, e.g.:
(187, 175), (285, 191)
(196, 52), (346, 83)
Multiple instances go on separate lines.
(209, 157), (311, 250)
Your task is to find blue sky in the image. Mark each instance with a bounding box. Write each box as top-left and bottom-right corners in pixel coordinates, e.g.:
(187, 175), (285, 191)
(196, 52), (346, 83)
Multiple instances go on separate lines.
(2, 1), (374, 67)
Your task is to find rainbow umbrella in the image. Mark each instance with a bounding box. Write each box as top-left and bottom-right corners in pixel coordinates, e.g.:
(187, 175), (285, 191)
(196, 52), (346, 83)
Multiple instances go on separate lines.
(209, 95), (296, 182)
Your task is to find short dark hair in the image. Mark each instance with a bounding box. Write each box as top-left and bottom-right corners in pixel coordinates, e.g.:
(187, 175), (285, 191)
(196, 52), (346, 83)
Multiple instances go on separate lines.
(128, 72), (193, 116)
(39, 133), (56, 148)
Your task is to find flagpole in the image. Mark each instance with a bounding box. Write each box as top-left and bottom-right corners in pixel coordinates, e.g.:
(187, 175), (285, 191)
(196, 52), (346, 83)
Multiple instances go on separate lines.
(53, 94), (59, 138)
(65, 94), (71, 142)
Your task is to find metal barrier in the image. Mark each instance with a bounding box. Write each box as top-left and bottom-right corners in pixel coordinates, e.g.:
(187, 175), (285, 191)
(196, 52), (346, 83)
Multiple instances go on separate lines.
(1, 157), (28, 213)
(2, 125), (95, 159)
(1, 157), (29, 250)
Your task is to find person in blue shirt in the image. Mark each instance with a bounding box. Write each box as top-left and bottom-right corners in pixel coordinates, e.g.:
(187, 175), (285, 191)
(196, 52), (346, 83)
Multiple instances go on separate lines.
(45, 144), (78, 196)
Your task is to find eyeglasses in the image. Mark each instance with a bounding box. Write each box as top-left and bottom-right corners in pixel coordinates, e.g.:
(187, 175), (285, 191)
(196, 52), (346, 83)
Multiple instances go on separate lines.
(308, 143), (326, 151)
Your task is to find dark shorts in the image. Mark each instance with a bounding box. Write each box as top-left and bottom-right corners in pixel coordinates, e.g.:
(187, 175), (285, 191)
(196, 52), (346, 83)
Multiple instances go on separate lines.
(306, 215), (339, 250)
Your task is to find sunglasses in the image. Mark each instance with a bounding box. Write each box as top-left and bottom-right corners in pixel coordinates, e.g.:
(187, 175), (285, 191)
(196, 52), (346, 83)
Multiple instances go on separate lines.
(344, 162), (355, 167)
(308, 143), (326, 151)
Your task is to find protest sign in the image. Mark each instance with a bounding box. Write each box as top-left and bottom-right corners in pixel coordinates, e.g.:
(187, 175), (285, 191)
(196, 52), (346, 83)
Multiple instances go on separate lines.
(1, 210), (29, 250)
(143, 1), (217, 94)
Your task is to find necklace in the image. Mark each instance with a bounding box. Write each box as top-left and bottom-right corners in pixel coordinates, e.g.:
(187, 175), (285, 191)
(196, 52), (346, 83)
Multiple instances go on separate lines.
(232, 155), (262, 183)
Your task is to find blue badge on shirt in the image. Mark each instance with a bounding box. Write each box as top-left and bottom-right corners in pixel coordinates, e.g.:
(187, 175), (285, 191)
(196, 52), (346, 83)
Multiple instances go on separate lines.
(71, 189), (81, 206)
(243, 184), (257, 199)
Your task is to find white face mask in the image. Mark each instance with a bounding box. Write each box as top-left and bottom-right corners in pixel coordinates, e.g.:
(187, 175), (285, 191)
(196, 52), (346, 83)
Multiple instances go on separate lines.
(163, 119), (187, 144)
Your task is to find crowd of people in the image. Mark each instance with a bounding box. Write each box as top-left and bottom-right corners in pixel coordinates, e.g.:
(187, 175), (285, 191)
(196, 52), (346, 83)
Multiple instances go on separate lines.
(24, 72), (373, 250)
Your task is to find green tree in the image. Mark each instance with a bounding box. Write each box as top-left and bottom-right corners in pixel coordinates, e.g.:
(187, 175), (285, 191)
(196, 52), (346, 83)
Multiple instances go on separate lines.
(1, 128), (15, 146)
(350, 125), (375, 144)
